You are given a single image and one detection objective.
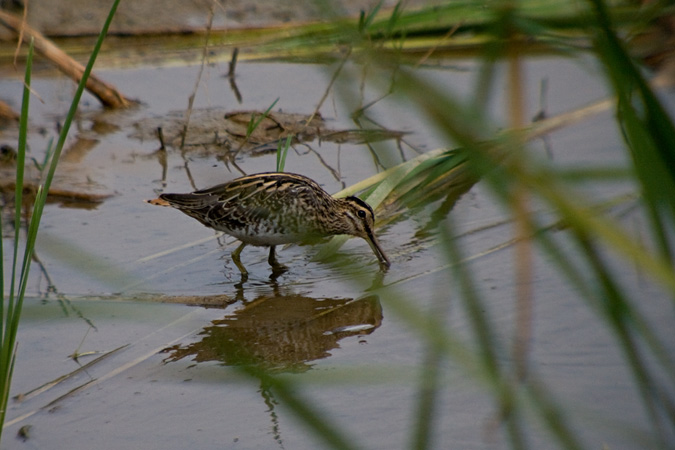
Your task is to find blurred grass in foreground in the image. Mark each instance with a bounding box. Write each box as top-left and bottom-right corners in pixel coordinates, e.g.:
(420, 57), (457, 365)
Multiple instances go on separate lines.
(253, 0), (675, 449)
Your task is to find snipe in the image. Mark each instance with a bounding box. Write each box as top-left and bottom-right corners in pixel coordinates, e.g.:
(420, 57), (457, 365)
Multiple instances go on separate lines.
(147, 172), (390, 275)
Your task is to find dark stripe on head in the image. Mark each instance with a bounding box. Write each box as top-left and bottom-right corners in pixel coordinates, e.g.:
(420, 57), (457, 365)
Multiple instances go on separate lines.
(345, 196), (374, 215)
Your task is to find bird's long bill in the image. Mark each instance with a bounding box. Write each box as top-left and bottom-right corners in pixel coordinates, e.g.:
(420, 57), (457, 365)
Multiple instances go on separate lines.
(365, 232), (391, 269)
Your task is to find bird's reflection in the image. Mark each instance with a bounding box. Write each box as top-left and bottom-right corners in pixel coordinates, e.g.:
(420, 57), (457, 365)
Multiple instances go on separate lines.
(163, 292), (382, 372)
(160, 271), (383, 448)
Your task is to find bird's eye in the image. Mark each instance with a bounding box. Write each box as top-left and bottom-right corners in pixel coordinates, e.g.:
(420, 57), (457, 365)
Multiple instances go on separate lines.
(357, 210), (366, 218)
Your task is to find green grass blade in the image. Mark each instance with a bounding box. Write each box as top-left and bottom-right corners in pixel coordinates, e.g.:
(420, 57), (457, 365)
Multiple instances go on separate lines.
(409, 248), (452, 450)
(588, 0), (675, 263)
(0, 37), (34, 449)
(7, 37), (34, 317)
(358, 0), (383, 34)
(276, 134), (292, 172)
(0, 189), (3, 325)
(578, 233), (675, 446)
(246, 97), (279, 138)
(232, 362), (361, 450)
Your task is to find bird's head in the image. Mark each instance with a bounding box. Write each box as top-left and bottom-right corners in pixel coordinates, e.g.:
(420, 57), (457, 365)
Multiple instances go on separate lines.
(338, 196), (390, 268)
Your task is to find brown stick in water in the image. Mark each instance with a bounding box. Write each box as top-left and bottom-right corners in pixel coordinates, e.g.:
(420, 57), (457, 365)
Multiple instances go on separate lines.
(0, 10), (133, 109)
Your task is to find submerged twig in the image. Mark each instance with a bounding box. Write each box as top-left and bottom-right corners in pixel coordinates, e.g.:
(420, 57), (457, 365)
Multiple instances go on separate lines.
(154, 127), (168, 189)
(301, 143), (341, 181)
(308, 47), (352, 126)
(13, 344), (128, 403)
(227, 48), (243, 103)
(180, 3), (216, 150)
(11, 0), (28, 68)
(228, 47), (239, 78)
(414, 21), (462, 68)
(156, 127), (166, 151)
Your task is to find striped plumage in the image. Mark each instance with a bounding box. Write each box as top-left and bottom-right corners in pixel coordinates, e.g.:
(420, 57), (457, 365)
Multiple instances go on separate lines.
(147, 172), (390, 275)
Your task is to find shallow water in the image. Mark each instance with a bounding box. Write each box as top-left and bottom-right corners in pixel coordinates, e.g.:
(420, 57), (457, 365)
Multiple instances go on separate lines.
(1, 52), (673, 449)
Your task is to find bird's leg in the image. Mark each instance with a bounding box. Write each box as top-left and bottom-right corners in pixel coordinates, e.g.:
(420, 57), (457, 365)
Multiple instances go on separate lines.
(268, 246), (287, 278)
(231, 242), (249, 277)
(268, 246), (278, 266)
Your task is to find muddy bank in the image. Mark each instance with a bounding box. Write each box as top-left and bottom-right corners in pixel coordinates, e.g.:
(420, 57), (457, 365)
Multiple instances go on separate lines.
(4, 0), (433, 36)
